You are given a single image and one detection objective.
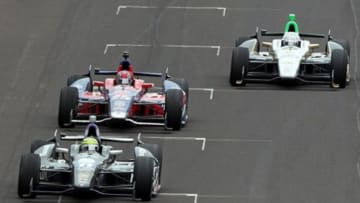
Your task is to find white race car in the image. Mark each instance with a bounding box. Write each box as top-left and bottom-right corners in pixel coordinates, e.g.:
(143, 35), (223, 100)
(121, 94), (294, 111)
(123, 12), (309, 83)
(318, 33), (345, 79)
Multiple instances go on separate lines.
(230, 14), (350, 88)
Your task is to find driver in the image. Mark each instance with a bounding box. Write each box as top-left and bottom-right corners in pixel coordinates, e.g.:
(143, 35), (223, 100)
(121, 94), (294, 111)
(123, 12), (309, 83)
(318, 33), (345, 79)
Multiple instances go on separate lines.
(116, 70), (134, 86)
(117, 51), (134, 74)
(80, 137), (100, 153)
(281, 33), (301, 47)
(80, 122), (101, 153)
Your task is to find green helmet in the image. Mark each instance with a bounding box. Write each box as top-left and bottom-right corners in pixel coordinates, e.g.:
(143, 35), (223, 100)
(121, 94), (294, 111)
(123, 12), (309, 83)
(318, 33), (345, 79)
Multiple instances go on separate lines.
(80, 137), (99, 152)
(81, 137), (99, 146)
(284, 13), (299, 33)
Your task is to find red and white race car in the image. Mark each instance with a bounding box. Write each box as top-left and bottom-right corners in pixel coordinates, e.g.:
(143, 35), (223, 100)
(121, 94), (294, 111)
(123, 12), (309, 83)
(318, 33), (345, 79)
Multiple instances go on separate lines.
(58, 66), (189, 130)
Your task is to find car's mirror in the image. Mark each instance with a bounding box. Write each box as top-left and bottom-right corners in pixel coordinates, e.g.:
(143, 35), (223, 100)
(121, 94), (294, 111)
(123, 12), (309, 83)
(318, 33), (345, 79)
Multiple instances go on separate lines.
(142, 83), (154, 89)
(109, 150), (123, 155)
(56, 147), (69, 154)
(94, 81), (105, 87)
(59, 132), (68, 137)
(309, 43), (320, 49)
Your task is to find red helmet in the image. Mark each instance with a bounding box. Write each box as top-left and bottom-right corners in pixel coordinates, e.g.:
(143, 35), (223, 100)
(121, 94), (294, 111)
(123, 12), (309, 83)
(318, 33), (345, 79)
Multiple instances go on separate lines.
(116, 70), (133, 85)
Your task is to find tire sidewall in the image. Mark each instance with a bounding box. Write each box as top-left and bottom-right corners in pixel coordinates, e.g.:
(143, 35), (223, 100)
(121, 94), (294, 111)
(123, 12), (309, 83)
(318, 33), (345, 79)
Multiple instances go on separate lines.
(230, 47), (249, 86)
(18, 154), (40, 198)
(331, 49), (348, 88)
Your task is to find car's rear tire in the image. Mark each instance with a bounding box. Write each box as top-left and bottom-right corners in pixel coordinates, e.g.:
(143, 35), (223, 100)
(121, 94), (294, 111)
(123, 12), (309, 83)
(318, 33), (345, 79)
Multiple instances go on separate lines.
(331, 49), (348, 88)
(58, 87), (78, 127)
(30, 140), (49, 153)
(165, 89), (183, 130)
(134, 156), (154, 201)
(18, 153), (40, 198)
(229, 47), (249, 86)
(140, 143), (162, 182)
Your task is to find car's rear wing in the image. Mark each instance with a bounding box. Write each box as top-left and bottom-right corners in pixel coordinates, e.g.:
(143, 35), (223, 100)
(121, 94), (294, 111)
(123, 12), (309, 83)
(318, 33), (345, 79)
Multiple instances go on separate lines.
(94, 68), (162, 77)
(60, 133), (134, 143)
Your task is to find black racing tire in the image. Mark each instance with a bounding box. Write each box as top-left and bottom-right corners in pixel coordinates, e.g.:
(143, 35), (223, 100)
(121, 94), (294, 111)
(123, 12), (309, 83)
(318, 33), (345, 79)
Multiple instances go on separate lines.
(168, 78), (189, 103)
(18, 153), (40, 198)
(229, 47), (249, 86)
(30, 140), (49, 153)
(331, 49), (348, 88)
(235, 37), (250, 47)
(58, 87), (78, 128)
(134, 156), (154, 201)
(333, 39), (350, 59)
(165, 89), (183, 130)
(140, 143), (163, 182)
(67, 75), (83, 86)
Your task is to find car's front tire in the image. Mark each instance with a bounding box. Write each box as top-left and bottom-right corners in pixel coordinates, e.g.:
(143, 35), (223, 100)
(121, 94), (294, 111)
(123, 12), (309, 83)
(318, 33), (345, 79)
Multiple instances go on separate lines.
(134, 156), (154, 201)
(168, 78), (189, 103)
(18, 153), (40, 198)
(165, 89), (183, 130)
(140, 143), (162, 183)
(67, 75), (83, 86)
(30, 140), (50, 153)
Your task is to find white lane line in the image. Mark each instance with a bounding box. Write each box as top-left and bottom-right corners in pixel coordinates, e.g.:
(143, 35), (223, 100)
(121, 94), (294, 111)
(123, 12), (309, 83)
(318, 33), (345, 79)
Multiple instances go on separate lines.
(162, 44), (221, 56)
(116, 5), (156, 15)
(104, 43), (221, 56)
(116, 5), (226, 16)
(167, 6), (226, 17)
(189, 88), (214, 100)
(207, 138), (272, 143)
(160, 193), (198, 203)
(199, 194), (236, 198)
(104, 44), (151, 54)
(145, 136), (206, 151)
(57, 195), (62, 203)
(350, 0), (360, 97)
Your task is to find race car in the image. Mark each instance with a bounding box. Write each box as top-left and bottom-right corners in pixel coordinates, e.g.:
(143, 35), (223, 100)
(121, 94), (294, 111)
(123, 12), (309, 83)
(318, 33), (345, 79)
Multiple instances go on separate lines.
(58, 66), (189, 130)
(18, 121), (162, 201)
(229, 14), (350, 88)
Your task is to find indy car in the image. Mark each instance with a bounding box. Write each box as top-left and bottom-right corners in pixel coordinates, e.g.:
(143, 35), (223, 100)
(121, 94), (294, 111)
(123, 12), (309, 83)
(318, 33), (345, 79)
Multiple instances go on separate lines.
(58, 66), (189, 130)
(229, 14), (350, 88)
(18, 121), (162, 201)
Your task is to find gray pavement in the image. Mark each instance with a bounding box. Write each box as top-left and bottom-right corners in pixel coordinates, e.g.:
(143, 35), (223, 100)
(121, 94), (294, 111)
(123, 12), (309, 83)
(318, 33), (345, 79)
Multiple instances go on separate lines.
(1, 0), (360, 203)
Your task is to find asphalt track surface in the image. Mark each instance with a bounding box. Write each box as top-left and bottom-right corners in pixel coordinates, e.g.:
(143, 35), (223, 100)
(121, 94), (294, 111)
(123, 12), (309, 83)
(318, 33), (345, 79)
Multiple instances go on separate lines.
(1, 0), (360, 203)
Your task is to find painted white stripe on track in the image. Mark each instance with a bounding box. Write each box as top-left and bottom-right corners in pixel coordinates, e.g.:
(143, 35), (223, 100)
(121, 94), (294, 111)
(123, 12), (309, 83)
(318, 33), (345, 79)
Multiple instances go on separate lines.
(207, 138), (272, 143)
(145, 136), (206, 151)
(160, 193), (198, 203)
(189, 88), (214, 100)
(116, 5), (226, 16)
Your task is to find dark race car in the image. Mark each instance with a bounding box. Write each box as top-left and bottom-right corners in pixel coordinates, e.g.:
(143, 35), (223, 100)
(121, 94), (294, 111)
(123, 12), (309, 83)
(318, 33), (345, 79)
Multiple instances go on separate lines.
(18, 122), (162, 201)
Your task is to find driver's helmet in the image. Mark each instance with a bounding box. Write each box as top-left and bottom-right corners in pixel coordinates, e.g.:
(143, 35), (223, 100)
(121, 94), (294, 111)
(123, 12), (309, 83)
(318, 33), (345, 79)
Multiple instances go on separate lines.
(120, 60), (130, 70)
(281, 32), (301, 47)
(80, 137), (99, 153)
(116, 70), (133, 85)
